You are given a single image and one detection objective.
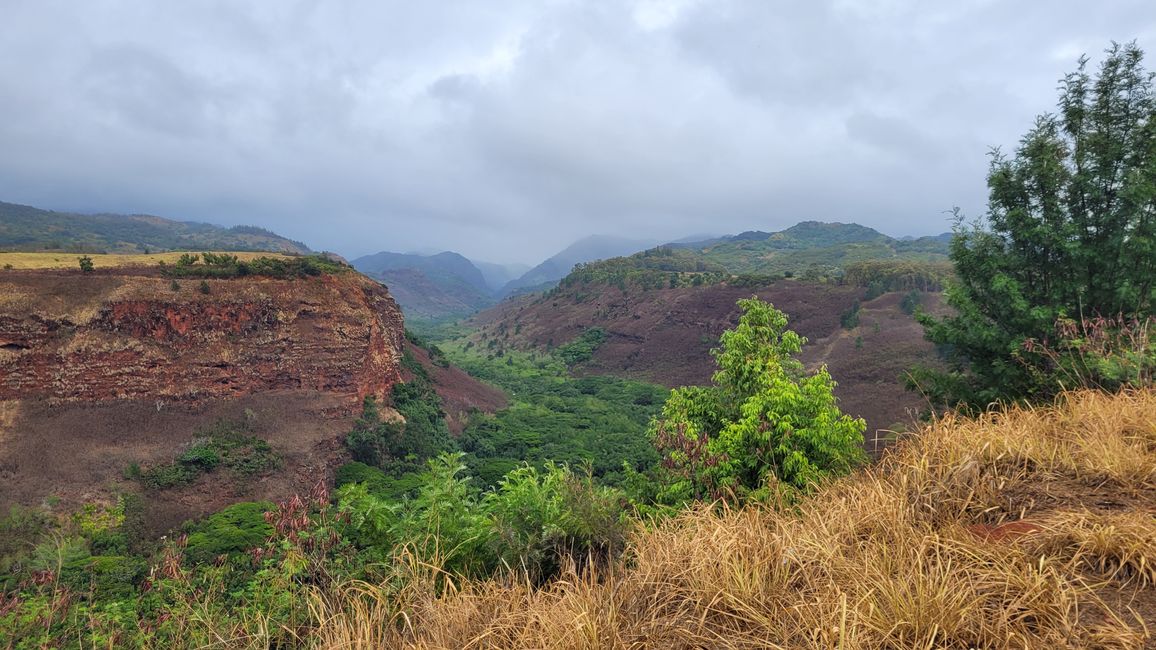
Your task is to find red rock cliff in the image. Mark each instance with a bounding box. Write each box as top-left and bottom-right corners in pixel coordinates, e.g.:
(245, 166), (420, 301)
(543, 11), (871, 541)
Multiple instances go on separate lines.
(0, 270), (405, 403)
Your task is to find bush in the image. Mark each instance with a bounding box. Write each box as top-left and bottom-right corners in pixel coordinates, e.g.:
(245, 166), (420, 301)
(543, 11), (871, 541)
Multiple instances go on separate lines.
(840, 301), (861, 329)
(900, 289), (922, 315)
(161, 254), (348, 280)
(60, 555), (148, 600)
(184, 501), (273, 564)
(137, 420), (280, 490)
(555, 327), (607, 365)
(141, 463), (197, 490)
(651, 298), (866, 500)
(77, 255), (94, 273)
(179, 444), (220, 470)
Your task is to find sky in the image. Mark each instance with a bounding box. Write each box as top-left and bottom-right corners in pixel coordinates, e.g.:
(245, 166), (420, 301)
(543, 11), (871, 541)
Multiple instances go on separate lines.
(1, 1), (1153, 264)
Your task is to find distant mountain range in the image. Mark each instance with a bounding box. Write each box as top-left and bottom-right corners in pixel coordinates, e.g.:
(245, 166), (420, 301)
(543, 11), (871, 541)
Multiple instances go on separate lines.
(353, 235), (660, 321)
(359, 223), (953, 322)
(0, 201), (310, 254)
(498, 235), (660, 296)
(351, 251), (498, 320)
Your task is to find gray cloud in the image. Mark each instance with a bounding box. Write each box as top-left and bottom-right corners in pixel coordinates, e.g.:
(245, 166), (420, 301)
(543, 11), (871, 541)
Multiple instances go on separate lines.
(0, 0), (1152, 263)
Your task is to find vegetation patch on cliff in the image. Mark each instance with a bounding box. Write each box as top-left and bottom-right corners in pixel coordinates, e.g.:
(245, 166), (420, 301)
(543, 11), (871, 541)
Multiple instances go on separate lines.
(131, 418), (281, 490)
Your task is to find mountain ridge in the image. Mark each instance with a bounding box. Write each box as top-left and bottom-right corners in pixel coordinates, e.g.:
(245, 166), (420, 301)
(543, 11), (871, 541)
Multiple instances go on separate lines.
(0, 200), (311, 254)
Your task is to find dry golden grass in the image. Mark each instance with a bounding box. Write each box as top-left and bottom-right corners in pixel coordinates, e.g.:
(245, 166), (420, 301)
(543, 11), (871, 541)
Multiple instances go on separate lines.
(0, 250), (290, 270)
(307, 390), (1156, 649)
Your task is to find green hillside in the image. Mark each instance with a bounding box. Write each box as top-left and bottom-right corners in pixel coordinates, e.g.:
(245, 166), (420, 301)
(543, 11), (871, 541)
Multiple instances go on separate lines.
(684, 221), (951, 278)
(550, 222), (952, 293)
(0, 201), (310, 254)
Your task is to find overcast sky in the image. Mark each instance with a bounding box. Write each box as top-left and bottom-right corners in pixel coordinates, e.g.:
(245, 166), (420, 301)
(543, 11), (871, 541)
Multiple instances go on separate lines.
(1, 1), (1153, 264)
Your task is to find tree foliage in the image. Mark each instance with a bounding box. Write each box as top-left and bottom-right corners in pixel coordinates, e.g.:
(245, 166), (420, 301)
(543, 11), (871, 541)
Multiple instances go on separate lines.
(650, 298), (866, 500)
(918, 42), (1156, 407)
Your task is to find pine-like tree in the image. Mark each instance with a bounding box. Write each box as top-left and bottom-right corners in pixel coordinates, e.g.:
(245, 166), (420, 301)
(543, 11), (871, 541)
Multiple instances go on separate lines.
(917, 42), (1156, 408)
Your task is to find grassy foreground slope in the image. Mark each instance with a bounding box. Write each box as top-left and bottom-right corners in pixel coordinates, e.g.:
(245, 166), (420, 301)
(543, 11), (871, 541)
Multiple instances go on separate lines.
(316, 389), (1156, 649)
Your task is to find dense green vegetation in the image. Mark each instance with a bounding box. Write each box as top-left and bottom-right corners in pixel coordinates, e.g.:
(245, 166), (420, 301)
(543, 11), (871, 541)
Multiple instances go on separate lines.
(651, 298), (866, 500)
(390, 334), (666, 490)
(556, 245), (729, 291)
(681, 221), (950, 279)
(841, 259), (952, 292)
(0, 200), (310, 254)
(344, 348), (456, 478)
(918, 43), (1156, 408)
(159, 252), (349, 279)
(553, 326), (607, 365)
(544, 224), (952, 297)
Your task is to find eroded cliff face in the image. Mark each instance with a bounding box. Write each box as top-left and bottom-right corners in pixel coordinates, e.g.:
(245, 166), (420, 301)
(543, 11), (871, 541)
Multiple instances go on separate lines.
(0, 270), (405, 404)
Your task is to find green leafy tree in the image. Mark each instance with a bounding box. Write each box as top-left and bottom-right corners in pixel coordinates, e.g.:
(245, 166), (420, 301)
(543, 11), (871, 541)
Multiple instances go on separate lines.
(917, 42), (1156, 408)
(650, 297), (865, 501)
(77, 255), (94, 273)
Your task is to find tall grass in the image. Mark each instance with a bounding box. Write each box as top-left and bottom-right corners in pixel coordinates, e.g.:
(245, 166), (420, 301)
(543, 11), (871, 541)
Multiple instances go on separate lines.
(308, 390), (1156, 649)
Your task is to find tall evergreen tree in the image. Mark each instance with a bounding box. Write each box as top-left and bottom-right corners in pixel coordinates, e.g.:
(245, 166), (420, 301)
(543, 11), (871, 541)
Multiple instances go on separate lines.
(918, 42), (1156, 407)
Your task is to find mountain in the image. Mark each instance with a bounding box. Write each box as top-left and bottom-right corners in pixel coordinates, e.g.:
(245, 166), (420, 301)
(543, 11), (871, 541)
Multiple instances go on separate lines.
(0, 200), (310, 254)
(472, 259), (531, 292)
(501, 235), (658, 296)
(671, 221), (952, 277)
(351, 250), (495, 320)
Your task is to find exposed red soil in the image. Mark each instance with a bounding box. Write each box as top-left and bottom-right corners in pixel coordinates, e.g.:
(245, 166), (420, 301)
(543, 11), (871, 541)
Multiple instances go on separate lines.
(471, 280), (947, 451)
(0, 270), (405, 404)
(0, 391), (355, 532)
(402, 340), (507, 434)
(0, 269), (511, 529)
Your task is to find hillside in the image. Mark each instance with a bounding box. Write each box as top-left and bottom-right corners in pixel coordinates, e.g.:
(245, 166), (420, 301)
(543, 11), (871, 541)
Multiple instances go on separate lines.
(468, 277), (946, 446)
(500, 234), (658, 296)
(314, 389), (1156, 648)
(352, 251), (495, 320)
(0, 200), (310, 254)
(472, 259), (531, 292)
(674, 221), (951, 278)
(0, 257), (502, 528)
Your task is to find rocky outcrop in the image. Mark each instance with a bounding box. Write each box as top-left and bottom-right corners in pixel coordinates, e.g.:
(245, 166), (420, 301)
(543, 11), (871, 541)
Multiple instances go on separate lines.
(0, 270), (405, 404)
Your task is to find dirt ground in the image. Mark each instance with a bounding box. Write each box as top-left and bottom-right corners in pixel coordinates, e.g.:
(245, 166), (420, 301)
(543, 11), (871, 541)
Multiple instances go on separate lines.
(0, 391), (358, 533)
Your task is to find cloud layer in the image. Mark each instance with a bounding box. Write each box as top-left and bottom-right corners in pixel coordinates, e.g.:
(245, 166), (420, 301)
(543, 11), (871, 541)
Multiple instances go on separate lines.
(2, 0), (1152, 262)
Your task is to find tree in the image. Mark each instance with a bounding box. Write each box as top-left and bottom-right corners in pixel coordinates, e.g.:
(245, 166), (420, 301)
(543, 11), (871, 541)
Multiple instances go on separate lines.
(77, 256), (94, 273)
(917, 43), (1156, 408)
(650, 298), (865, 501)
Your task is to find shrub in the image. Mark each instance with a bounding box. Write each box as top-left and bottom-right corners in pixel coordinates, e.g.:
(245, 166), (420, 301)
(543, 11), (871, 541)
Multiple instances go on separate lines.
(900, 289), (922, 315)
(651, 297), (866, 500)
(141, 463), (197, 489)
(137, 420), (279, 490)
(184, 501), (274, 564)
(840, 301), (861, 329)
(60, 555), (148, 600)
(77, 255), (94, 273)
(179, 444), (220, 470)
(555, 327), (607, 365)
